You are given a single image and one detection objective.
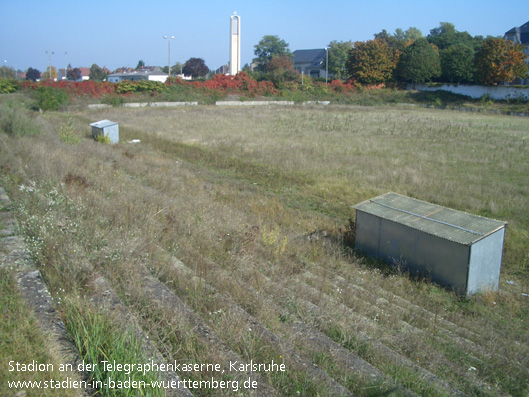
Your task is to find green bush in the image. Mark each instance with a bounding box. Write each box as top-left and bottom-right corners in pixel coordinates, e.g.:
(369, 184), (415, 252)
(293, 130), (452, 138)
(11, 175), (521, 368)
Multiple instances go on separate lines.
(94, 133), (111, 144)
(101, 94), (125, 107)
(0, 100), (39, 136)
(0, 79), (18, 94)
(35, 86), (70, 111)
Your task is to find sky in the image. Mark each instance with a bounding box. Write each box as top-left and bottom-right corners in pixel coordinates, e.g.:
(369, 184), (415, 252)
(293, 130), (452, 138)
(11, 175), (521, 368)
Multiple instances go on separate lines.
(1, 0), (528, 73)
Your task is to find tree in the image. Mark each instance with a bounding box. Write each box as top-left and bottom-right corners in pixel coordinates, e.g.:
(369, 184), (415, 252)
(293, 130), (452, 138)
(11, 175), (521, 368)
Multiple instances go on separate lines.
(182, 58), (209, 78)
(89, 64), (108, 81)
(396, 38), (441, 83)
(136, 60), (145, 70)
(0, 66), (16, 79)
(43, 65), (58, 80)
(262, 55), (299, 87)
(26, 67), (41, 82)
(440, 44), (475, 83)
(404, 27), (423, 41)
(327, 40), (353, 79)
(253, 35), (292, 72)
(428, 22), (477, 51)
(346, 39), (398, 84)
(474, 37), (528, 85)
(374, 27), (423, 51)
(67, 68), (82, 81)
(163, 63), (183, 76)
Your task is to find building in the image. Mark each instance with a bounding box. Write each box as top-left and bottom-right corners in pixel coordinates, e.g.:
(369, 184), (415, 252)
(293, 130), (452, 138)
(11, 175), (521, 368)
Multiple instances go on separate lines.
(107, 69), (169, 83)
(292, 49), (329, 79)
(505, 20), (529, 85)
(229, 12), (241, 75)
(353, 192), (507, 296)
(58, 67), (91, 81)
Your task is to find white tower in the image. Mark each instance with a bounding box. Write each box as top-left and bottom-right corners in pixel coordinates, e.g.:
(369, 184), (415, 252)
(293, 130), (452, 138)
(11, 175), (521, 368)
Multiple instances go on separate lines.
(229, 12), (241, 75)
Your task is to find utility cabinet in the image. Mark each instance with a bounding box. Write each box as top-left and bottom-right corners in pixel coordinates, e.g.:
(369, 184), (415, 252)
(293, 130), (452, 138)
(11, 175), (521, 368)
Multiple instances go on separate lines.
(353, 192), (507, 296)
(90, 120), (119, 144)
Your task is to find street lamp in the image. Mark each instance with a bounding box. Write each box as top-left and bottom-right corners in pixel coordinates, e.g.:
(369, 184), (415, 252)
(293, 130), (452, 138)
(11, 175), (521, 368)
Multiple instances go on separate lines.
(163, 35), (175, 78)
(64, 52), (68, 80)
(45, 50), (54, 80)
(325, 47), (329, 84)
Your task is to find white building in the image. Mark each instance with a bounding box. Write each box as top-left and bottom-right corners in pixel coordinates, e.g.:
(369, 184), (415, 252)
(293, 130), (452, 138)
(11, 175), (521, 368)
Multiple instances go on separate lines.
(229, 12), (241, 75)
(107, 69), (168, 83)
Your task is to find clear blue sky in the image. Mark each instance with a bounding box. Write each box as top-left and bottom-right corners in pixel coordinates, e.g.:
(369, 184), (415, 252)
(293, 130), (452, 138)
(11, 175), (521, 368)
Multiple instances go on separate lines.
(1, 0), (528, 73)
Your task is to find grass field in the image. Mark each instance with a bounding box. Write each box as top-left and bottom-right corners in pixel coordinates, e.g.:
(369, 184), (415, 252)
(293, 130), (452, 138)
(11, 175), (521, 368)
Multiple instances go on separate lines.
(1, 93), (528, 396)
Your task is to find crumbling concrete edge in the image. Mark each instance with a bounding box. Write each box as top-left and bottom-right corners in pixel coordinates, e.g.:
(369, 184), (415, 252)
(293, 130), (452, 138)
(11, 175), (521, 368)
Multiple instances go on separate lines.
(0, 185), (94, 396)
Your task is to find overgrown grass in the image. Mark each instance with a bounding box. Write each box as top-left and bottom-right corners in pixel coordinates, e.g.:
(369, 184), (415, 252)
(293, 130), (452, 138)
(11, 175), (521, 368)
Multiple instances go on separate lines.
(64, 298), (163, 396)
(0, 268), (76, 397)
(0, 98), (40, 136)
(1, 99), (528, 396)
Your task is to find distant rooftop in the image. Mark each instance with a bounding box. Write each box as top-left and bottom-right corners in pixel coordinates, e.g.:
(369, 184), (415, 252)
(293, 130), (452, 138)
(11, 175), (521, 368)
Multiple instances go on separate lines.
(505, 20), (529, 45)
(292, 49), (326, 67)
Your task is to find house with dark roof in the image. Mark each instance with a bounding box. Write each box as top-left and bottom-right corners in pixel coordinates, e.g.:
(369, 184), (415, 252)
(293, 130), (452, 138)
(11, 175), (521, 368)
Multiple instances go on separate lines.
(292, 49), (329, 79)
(505, 20), (529, 85)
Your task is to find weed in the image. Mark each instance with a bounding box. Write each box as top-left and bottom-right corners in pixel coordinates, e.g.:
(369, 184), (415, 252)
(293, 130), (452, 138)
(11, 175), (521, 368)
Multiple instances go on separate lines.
(57, 113), (82, 144)
(64, 298), (163, 396)
(94, 133), (112, 144)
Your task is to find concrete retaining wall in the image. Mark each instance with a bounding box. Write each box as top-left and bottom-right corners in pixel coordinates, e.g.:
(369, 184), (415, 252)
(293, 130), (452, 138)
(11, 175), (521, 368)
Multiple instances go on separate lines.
(410, 83), (529, 100)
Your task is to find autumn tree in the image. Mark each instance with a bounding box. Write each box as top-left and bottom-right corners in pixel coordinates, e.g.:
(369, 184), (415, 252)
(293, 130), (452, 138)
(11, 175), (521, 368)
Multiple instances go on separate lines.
(327, 40), (353, 79)
(43, 65), (58, 80)
(346, 39), (397, 84)
(183, 58), (209, 78)
(474, 37), (528, 85)
(253, 35), (292, 72)
(26, 67), (41, 82)
(396, 38), (441, 83)
(262, 55), (299, 87)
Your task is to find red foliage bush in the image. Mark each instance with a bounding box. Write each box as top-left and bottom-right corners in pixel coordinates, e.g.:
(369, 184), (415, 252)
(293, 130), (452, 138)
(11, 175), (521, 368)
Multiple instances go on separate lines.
(165, 72), (278, 97)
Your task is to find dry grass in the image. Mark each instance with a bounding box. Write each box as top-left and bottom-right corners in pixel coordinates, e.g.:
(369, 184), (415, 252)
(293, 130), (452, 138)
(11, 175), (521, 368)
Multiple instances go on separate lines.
(1, 96), (528, 396)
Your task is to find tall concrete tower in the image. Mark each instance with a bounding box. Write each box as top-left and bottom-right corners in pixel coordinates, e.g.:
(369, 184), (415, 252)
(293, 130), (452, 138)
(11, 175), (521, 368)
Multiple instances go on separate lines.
(229, 12), (241, 75)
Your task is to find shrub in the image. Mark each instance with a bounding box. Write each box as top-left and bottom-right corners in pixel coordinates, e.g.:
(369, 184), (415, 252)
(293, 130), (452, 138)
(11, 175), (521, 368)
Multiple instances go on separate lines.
(94, 133), (111, 144)
(0, 100), (39, 136)
(101, 94), (125, 107)
(0, 79), (18, 94)
(57, 113), (82, 144)
(35, 86), (69, 111)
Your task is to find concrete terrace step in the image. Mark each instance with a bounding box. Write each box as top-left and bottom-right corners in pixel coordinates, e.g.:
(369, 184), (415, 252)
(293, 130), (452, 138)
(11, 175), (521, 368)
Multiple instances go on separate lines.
(88, 275), (193, 397)
(0, 185), (93, 396)
(155, 250), (353, 396)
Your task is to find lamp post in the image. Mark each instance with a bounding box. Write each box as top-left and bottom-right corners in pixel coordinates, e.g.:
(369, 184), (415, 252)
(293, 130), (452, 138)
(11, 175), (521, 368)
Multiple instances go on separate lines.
(163, 35), (175, 78)
(64, 52), (68, 80)
(45, 50), (54, 80)
(325, 47), (329, 84)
